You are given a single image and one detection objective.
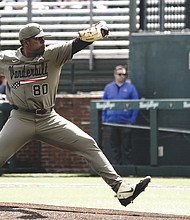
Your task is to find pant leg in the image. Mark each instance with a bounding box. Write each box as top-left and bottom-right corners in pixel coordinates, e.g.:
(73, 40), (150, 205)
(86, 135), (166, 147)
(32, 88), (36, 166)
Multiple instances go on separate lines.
(104, 126), (122, 165)
(102, 126), (115, 163)
(0, 109), (35, 168)
(120, 127), (133, 165)
(36, 111), (122, 191)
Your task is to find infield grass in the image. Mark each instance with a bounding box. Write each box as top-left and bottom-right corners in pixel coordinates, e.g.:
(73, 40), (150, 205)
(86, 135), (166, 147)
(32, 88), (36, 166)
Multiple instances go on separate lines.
(0, 173), (190, 216)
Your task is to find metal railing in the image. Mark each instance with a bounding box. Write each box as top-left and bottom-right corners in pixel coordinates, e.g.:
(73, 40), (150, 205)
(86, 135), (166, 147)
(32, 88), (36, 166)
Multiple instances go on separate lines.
(90, 99), (190, 166)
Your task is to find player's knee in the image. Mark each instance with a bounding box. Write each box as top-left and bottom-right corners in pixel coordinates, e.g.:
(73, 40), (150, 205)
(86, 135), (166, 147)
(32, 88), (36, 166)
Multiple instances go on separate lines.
(80, 135), (99, 149)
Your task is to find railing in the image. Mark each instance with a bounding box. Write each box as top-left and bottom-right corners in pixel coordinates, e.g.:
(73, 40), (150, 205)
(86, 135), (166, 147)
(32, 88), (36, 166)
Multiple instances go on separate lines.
(90, 99), (190, 166)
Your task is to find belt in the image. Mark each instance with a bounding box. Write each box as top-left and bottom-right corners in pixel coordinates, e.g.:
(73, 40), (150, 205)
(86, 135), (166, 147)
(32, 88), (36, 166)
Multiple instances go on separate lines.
(12, 105), (53, 115)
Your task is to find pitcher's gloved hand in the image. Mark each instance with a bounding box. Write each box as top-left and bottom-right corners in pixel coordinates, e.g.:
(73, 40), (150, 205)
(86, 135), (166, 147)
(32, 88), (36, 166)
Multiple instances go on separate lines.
(78, 21), (109, 42)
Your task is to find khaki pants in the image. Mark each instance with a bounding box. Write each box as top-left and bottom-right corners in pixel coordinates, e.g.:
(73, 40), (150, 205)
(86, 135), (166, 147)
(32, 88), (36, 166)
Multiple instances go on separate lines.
(0, 109), (122, 191)
(103, 125), (133, 165)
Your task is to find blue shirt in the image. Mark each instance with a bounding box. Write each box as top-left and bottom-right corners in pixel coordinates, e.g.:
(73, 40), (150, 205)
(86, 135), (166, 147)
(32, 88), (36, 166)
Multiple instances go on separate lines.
(0, 84), (6, 94)
(102, 81), (139, 124)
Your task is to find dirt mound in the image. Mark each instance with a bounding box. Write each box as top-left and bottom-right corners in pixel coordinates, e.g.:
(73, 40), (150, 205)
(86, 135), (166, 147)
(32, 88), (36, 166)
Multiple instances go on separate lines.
(0, 203), (189, 220)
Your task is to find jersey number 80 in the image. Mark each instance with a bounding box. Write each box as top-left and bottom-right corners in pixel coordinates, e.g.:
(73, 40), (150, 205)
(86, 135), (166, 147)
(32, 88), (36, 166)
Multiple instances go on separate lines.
(33, 83), (48, 96)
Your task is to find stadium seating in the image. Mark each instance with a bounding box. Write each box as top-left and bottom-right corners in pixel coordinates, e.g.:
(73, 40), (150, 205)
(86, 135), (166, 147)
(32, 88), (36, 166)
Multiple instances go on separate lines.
(0, 0), (130, 59)
(0, 0), (187, 92)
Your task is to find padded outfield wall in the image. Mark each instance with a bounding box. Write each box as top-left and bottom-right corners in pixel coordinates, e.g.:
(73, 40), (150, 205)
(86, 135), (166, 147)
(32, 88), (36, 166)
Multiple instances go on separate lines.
(129, 33), (190, 167)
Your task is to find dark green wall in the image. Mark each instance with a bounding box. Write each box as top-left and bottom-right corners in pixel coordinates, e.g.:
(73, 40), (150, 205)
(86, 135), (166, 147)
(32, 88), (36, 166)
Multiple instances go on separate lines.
(130, 33), (190, 99)
(129, 33), (190, 166)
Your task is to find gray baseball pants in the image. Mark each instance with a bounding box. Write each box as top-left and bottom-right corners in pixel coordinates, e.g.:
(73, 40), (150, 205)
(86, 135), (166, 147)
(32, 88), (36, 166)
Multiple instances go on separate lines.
(0, 109), (122, 191)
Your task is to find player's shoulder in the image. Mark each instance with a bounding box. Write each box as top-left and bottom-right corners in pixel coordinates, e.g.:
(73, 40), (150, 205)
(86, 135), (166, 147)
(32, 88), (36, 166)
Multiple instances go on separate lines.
(45, 41), (72, 51)
(44, 42), (72, 58)
(45, 44), (62, 51)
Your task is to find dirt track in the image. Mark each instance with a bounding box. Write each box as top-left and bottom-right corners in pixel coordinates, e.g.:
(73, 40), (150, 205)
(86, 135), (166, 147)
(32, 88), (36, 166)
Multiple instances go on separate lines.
(0, 203), (190, 220)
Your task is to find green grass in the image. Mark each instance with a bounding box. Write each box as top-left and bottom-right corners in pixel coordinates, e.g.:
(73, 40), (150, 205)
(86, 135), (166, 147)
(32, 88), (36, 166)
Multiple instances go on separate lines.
(0, 174), (190, 216)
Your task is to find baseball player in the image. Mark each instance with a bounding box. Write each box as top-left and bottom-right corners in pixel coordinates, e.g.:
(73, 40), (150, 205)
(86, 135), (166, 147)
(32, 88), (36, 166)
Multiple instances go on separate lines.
(0, 22), (151, 207)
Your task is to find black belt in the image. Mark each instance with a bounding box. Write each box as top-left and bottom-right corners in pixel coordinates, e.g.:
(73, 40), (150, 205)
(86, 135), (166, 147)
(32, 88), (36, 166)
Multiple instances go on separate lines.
(12, 105), (53, 115)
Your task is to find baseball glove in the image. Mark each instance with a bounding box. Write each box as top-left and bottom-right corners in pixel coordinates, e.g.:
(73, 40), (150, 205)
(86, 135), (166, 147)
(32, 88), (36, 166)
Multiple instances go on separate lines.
(78, 21), (109, 42)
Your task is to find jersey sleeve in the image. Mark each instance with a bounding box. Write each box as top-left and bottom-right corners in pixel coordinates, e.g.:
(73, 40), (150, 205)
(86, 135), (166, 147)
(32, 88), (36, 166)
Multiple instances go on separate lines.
(72, 38), (92, 56)
(44, 41), (73, 67)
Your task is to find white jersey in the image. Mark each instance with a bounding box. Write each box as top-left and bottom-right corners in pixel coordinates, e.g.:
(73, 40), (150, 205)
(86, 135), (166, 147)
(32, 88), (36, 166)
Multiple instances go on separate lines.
(0, 41), (72, 110)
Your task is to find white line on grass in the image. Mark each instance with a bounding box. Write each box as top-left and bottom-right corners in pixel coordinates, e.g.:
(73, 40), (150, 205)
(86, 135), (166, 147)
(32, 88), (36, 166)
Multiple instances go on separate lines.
(0, 183), (190, 191)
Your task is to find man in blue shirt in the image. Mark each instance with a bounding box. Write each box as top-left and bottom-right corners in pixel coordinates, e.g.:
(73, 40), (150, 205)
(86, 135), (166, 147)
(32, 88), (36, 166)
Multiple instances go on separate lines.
(102, 65), (139, 165)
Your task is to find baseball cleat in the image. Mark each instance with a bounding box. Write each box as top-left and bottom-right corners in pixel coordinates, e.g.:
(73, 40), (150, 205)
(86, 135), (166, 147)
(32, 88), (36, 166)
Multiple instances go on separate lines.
(116, 176), (151, 207)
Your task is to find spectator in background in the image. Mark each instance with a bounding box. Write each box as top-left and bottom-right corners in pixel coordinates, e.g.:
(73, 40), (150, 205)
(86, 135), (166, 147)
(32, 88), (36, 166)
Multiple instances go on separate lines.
(102, 65), (139, 165)
(0, 74), (6, 94)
